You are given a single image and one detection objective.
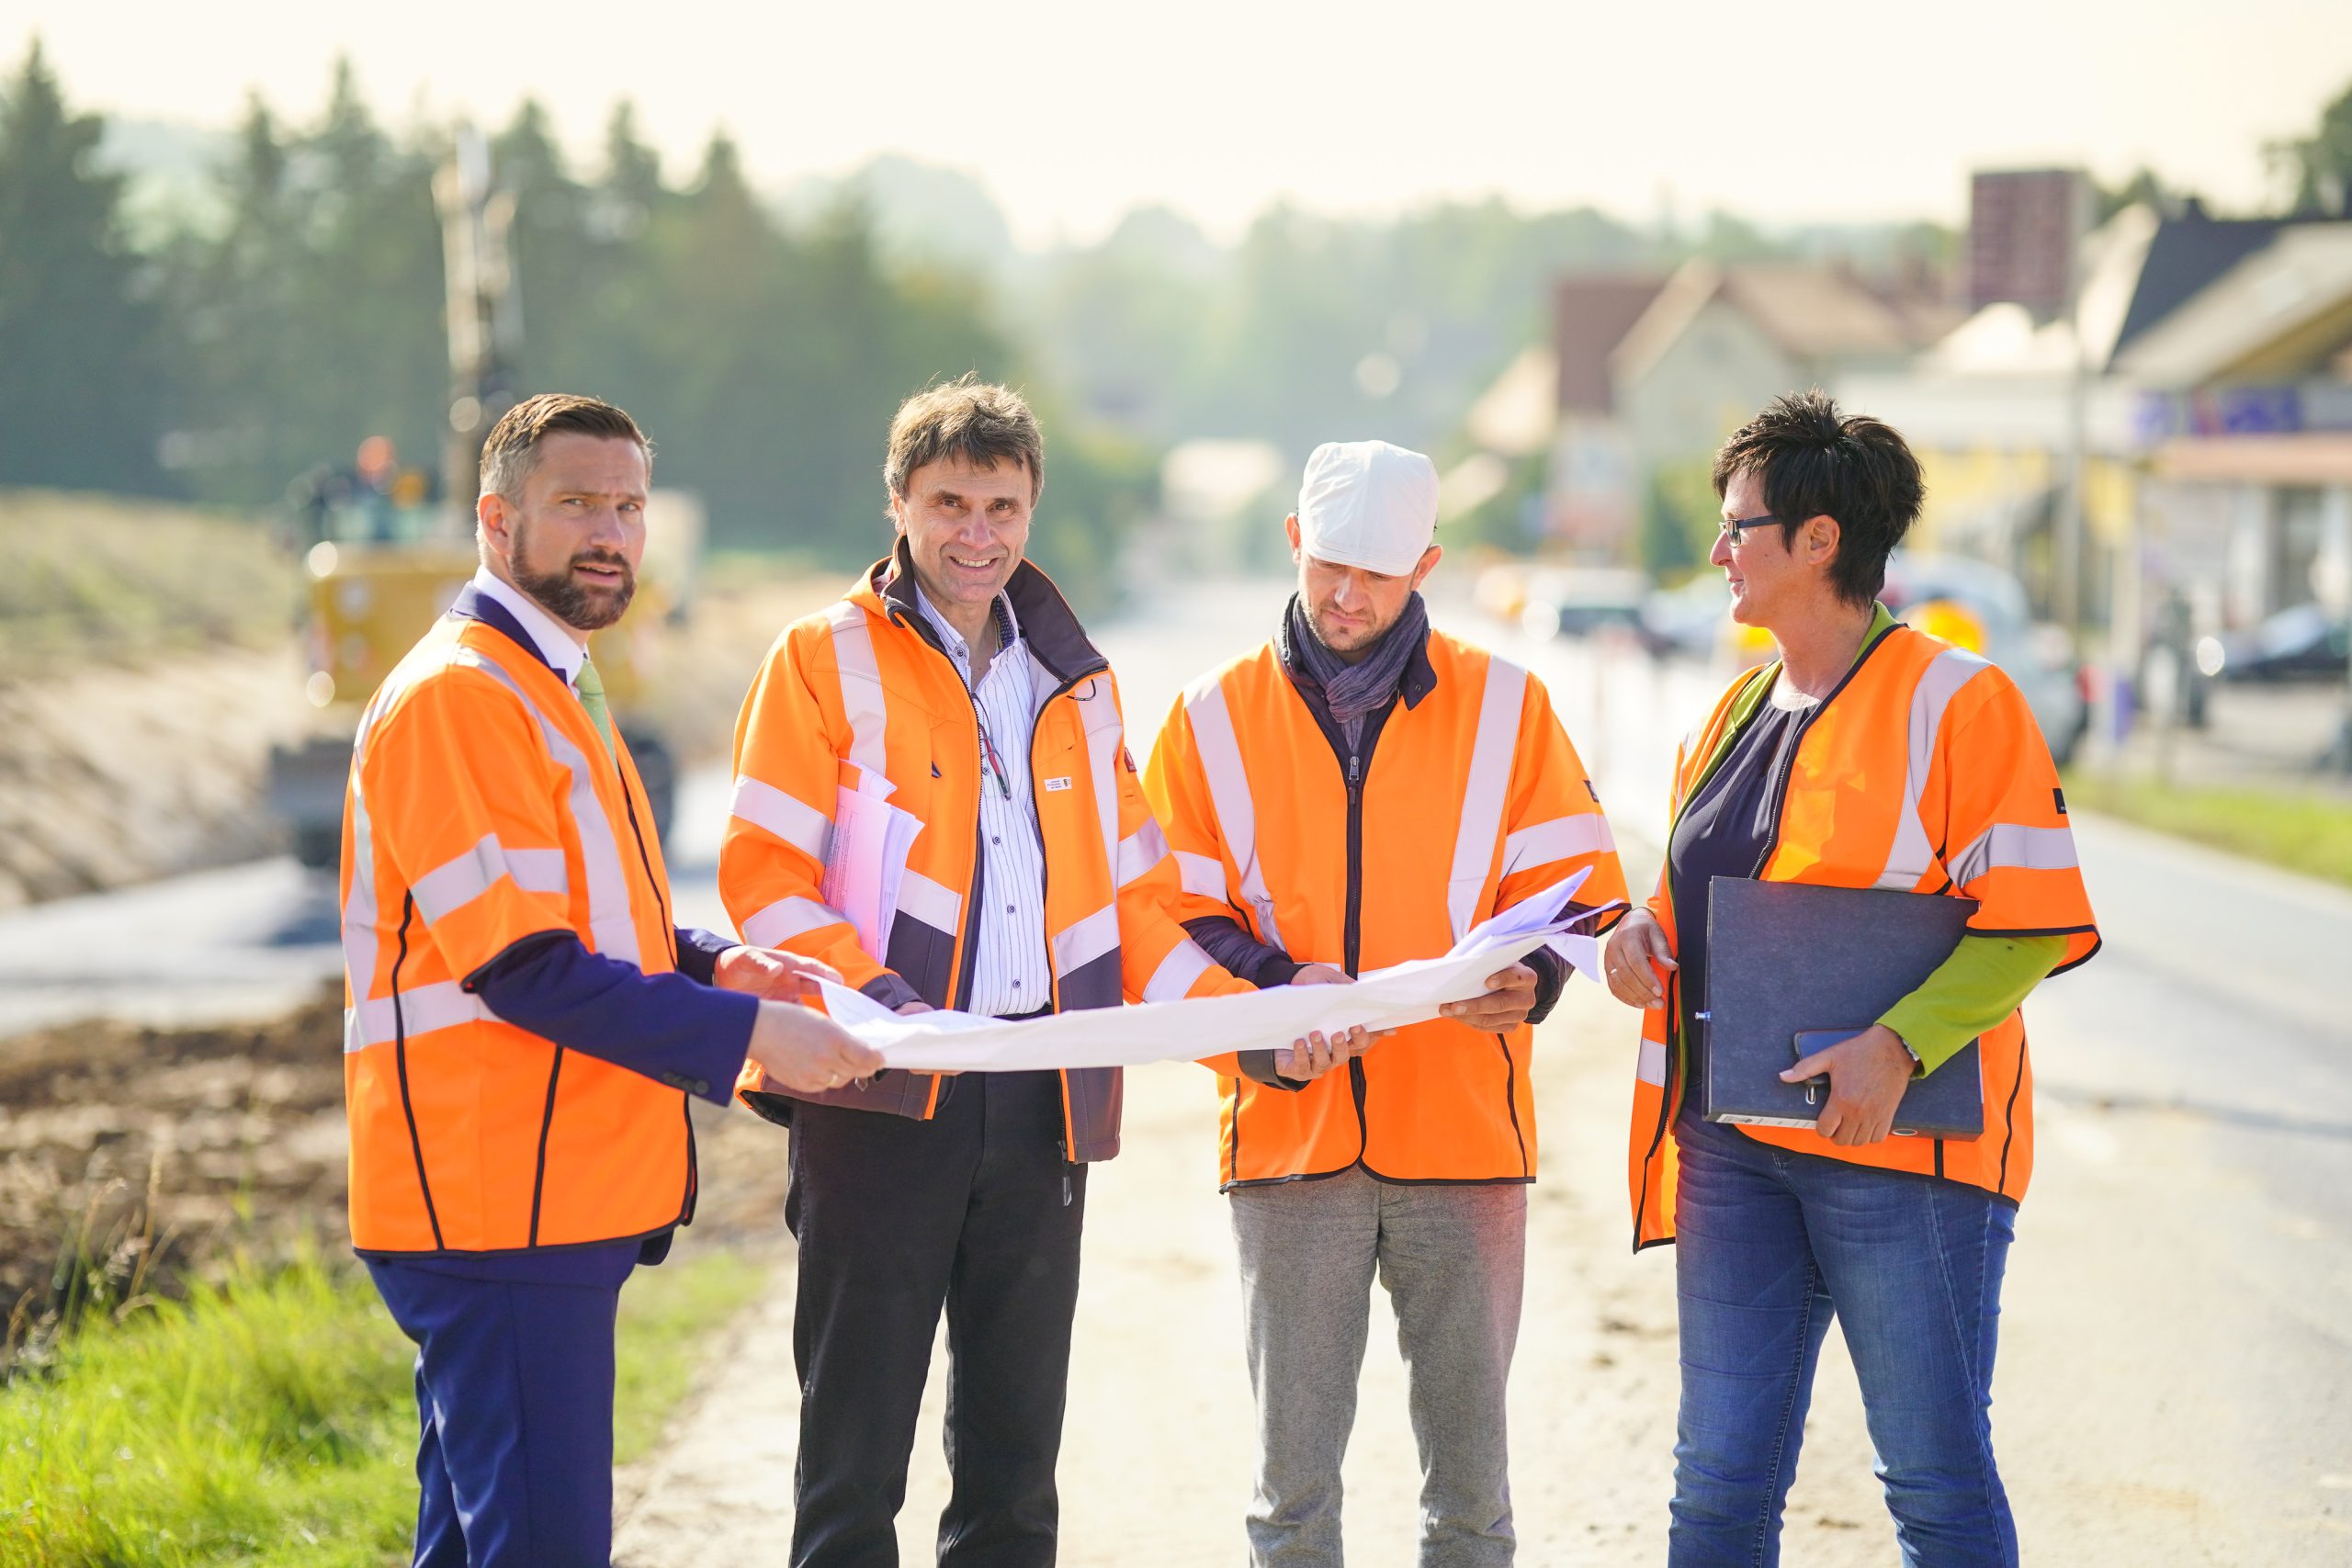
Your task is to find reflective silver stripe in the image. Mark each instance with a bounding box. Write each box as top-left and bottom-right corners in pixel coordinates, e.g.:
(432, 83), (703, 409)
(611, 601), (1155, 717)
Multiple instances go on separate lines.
(1877, 647), (1994, 890)
(825, 603), (891, 780)
(1175, 850), (1227, 900)
(411, 833), (568, 924)
(452, 649), (642, 965)
(1182, 674), (1283, 950)
(1501, 813), (1615, 877)
(353, 668), (401, 752)
(730, 774), (832, 862)
(1948, 822), (2080, 890)
(343, 769), (381, 1010)
(1115, 819), (1170, 890)
(342, 980), (492, 1053)
(1074, 677), (1125, 883)
(1052, 900), (1123, 978)
(896, 868), (963, 933)
(1637, 1037), (1668, 1087)
(1447, 658), (1529, 941)
(742, 895), (851, 948)
(1143, 937), (1216, 1002)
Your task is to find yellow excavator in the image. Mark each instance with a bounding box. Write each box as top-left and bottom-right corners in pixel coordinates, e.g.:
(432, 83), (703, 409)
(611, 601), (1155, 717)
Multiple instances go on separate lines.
(266, 128), (694, 868)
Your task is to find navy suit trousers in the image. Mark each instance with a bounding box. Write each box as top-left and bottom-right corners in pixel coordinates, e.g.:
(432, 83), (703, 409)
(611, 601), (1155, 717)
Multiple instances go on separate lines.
(367, 1256), (630, 1568)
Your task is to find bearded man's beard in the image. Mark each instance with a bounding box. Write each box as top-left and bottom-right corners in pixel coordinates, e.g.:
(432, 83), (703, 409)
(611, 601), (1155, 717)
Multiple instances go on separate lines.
(513, 524), (636, 630)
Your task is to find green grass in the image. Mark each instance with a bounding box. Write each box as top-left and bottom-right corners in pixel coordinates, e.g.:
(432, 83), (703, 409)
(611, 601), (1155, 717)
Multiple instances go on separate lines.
(0, 1247), (768, 1567)
(2065, 769), (2352, 889)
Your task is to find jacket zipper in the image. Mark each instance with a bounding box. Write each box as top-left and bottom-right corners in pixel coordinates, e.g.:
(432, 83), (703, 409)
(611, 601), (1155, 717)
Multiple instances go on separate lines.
(892, 604), (1002, 1016)
(1343, 747), (1371, 1149)
(1026, 668), (1092, 1200)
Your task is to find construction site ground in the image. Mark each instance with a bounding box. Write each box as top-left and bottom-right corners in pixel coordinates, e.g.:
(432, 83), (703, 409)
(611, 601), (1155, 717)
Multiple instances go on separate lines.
(3, 575), (2346, 1565)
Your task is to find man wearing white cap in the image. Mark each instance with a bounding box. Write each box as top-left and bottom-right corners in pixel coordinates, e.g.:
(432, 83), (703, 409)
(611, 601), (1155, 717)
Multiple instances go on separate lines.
(1146, 441), (1628, 1566)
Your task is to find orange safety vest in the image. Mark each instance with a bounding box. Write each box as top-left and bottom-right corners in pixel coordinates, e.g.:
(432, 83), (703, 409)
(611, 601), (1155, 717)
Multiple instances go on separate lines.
(343, 595), (695, 1256)
(720, 545), (1251, 1160)
(1147, 627), (1630, 1188)
(1626, 611), (2099, 1250)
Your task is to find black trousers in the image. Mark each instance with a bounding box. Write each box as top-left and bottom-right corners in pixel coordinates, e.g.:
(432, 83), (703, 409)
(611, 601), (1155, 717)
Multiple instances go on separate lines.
(786, 1068), (1087, 1568)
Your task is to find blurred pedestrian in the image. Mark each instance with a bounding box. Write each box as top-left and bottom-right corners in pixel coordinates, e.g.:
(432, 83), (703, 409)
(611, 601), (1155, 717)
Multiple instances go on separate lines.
(1145, 440), (1629, 1567)
(342, 392), (878, 1568)
(1600, 391), (2099, 1567)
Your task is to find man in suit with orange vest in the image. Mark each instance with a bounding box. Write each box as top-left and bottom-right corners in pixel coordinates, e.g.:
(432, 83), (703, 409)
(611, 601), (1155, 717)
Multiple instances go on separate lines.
(342, 392), (882, 1568)
(719, 377), (1372, 1566)
(1144, 440), (1628, 1567)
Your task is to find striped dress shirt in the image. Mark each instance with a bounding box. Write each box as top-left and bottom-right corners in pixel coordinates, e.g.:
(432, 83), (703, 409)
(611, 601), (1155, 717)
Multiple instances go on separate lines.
(913, 588), (1053, 1018)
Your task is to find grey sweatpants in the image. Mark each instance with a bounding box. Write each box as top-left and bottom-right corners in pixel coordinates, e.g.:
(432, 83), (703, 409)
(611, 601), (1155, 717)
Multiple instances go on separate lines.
(1229, 1168), (1529, 1568)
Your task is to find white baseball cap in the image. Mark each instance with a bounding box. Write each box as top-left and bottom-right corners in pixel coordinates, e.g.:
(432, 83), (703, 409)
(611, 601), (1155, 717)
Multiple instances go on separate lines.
(1295, 440), (1440, 577)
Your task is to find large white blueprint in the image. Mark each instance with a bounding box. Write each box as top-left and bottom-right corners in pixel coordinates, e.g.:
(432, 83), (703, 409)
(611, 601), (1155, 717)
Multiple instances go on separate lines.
(817, 872), (1623, 1074)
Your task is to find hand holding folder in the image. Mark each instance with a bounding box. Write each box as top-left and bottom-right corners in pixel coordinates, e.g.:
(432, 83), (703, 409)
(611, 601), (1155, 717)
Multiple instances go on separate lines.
(1702, 878), (1984, 1141)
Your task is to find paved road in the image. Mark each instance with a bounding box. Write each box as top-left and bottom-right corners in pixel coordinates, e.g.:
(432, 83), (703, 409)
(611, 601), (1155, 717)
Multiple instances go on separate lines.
(6, 581), (2347, 1561)
(1481, 610), (2352, 1565)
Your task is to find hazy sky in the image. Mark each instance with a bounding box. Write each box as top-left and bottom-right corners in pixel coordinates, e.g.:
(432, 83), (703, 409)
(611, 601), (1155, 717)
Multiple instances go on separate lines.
(17, 0), (2351, 245)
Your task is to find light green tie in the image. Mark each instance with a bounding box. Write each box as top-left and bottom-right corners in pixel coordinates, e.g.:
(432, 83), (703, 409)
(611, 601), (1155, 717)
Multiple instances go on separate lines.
(574, 658), (616, 759)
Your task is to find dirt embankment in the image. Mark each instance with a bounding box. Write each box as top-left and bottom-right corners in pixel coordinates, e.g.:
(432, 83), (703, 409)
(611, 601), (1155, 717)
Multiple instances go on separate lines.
(0, 989), (348, 1348)
(0, 985), (795, 1359)
(0, 570), (843, 913)
(0, 647), (310, 910)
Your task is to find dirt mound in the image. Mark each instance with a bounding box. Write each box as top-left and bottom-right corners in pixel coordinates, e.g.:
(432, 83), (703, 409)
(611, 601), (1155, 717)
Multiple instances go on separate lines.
(0, 570), (842, 914)
(0, 987), (795, 1357)
(0, 989), (348, 1334)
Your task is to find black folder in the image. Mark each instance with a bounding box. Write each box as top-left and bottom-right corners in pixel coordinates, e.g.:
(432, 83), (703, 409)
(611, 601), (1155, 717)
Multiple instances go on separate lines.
(1701, 877), (1984, 1140)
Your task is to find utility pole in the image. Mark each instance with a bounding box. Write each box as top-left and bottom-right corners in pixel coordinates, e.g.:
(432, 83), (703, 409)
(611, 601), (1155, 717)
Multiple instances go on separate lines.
(2052, 174), (2096, 648)
(434, 123), (522, 508)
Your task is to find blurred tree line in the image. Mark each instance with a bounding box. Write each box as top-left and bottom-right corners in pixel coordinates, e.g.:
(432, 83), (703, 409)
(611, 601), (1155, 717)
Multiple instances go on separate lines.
(1022, 199), (1658, 462)
(0, 42), (1154, 607)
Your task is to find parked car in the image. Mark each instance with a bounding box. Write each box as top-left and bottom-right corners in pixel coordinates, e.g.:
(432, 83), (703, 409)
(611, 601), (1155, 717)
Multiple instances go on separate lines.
(1638, 574), (1731, 660)
(2199, 603), (2351, 683)
(1519, 566), (1650, 641)
(1878, 553), (2091, 766)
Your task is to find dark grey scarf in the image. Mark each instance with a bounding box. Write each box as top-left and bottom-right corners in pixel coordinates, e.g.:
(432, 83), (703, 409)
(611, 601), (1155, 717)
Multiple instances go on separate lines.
(1284, 591), (1430, 752)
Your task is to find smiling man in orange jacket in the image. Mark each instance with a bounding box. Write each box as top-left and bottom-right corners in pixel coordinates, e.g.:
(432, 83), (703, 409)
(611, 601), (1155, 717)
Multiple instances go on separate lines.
(718, 378), (1373, 1566)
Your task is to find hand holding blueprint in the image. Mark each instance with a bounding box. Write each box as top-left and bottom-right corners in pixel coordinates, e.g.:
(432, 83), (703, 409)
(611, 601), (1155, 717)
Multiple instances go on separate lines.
(815, 871), (1624, 1074)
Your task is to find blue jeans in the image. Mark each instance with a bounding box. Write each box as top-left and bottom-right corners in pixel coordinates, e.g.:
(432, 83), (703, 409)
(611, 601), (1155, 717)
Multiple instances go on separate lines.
(1668, 1111), (2018, 1568)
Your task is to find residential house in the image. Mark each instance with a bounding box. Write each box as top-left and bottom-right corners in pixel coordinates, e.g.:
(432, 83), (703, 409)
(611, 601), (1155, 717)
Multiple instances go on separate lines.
(1610, 260), (1959, 481)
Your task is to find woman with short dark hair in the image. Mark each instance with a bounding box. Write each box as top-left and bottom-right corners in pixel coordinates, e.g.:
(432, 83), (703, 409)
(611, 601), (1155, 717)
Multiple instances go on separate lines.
(1602, 391), (2099, 1567)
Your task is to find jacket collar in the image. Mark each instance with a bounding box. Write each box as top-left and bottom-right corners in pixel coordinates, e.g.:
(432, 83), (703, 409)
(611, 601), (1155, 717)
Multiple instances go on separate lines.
(1680, 600), (1905, 806)
(864, 536), (1108, 688)
(1273, 596), (1438, 709)
(449, 581), (558, 678)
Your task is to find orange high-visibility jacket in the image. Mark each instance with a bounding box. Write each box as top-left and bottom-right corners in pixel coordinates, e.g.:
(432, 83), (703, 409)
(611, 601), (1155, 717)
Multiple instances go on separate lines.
(343, 602), (695, 1256)
(1146, 627), (1629, 1189)
(1626, 610), (2099, 1250)
(719, 547), (1252, 1160)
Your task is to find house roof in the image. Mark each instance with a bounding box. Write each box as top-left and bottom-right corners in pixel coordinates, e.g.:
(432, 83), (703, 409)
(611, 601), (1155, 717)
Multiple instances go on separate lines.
(1550, 274), (1668, 412)
(2109, 206), (2291, 363)
(2113, 221), (2352, 384)
(1611, 260), (1951, 386)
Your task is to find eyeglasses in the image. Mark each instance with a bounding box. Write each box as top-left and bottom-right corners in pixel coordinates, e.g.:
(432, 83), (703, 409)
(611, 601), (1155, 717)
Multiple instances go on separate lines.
(1717, 513), (1799, 551)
